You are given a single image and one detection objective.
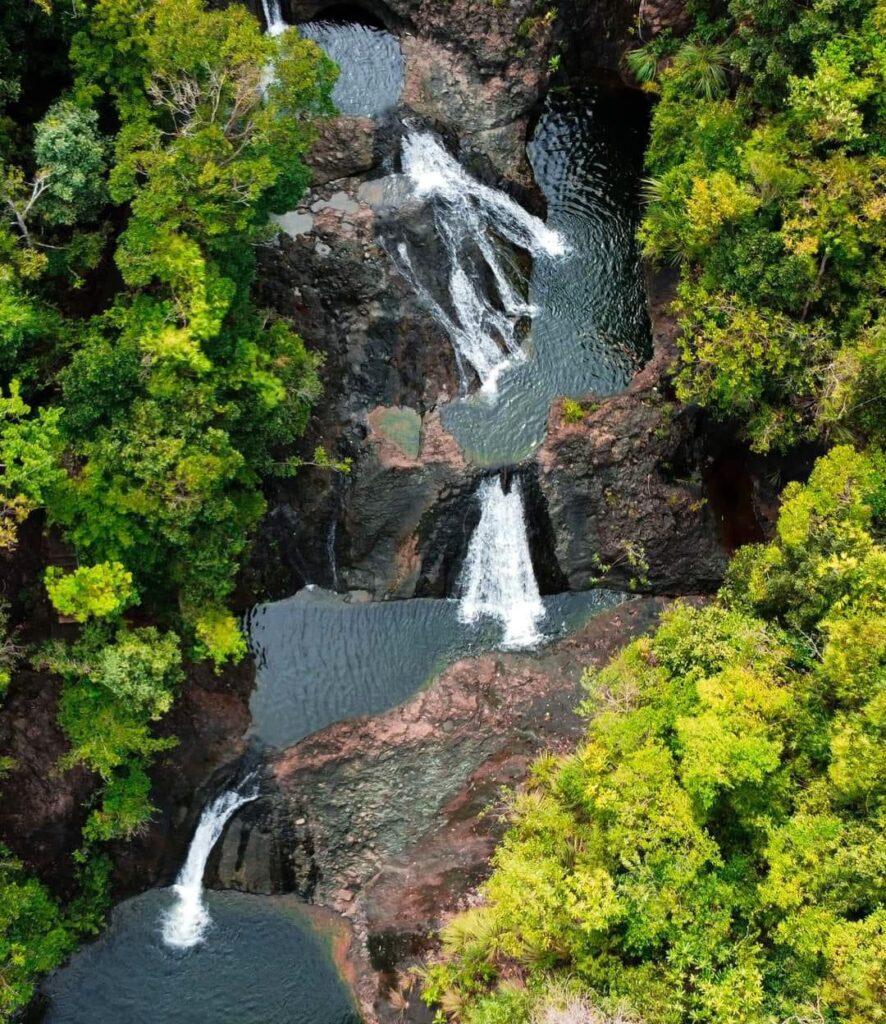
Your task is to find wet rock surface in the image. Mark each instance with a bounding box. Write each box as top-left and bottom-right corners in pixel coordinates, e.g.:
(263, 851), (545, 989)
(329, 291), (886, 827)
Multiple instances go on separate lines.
(0, 671), (96, 892)
(208, 596), (687, 1023)
(537, 273), (730, 593)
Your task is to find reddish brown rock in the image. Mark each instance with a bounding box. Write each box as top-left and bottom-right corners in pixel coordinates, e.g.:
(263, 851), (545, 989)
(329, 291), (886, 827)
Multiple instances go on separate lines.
(210, 596), (691, 1022)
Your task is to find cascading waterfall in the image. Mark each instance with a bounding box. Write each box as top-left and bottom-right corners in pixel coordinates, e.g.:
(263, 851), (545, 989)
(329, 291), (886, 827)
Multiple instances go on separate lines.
(458, 476), (545, 648)
(260, 0), (286, 35)
(162, 783), (259, 949)
(395, 131), (566, 395)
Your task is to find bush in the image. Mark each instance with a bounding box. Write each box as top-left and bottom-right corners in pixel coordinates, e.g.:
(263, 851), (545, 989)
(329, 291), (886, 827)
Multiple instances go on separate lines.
(44, 562), (137, 622)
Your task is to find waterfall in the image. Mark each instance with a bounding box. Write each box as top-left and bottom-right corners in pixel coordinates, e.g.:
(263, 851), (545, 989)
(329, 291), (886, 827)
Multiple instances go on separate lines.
(162, 783), (258, 949)
(395, 132), (566, 395)
(260, 0), (286, 35)
(459, 476), (545, 648)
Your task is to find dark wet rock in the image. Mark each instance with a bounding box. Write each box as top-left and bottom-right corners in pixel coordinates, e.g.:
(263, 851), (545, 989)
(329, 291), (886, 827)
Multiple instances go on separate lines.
(242, 169), (463, 598)
(557, 0), (644, 75)
(0, 653), (254, 900)
(639, 0), (692, 38)
(209, 596), (692, 1022)
(0, 671), (96, 894)
(308, 115), (378, 185)
(109, 657), (255, 891)
(537, 273), (729, 594)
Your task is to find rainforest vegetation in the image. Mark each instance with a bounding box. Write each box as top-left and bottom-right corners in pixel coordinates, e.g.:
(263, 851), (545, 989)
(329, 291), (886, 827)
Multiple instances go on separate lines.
(0, 0), (883, 1019)
(422, 0), (885, 1019)
(0, 0), (336, 1016)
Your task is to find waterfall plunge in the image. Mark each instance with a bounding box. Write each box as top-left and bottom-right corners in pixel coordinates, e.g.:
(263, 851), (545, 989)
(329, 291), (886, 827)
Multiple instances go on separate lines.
(162, 784), (258, 949)
(459, 477), (545, 649)
(396, 132), (566, 396)
(260, 0), (286, 34)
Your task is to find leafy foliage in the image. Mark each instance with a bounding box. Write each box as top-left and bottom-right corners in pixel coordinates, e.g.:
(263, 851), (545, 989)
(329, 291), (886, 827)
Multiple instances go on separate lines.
(44, 562), (137, 622)
(0, 846), (74, 1021)
(0, 1), (336, 1015)
(424, 446), (886, 1024)
(40, 623), (183, 839)
(632, 0), (885, 451)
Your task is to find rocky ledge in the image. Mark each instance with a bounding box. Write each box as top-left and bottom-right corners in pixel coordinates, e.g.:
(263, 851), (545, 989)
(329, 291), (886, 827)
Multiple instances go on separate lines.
(205, 596), (694, 1022)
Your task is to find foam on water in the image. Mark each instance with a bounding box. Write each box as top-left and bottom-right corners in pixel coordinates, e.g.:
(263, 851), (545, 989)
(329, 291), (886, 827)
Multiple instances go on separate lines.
(162, 783), (258, 949)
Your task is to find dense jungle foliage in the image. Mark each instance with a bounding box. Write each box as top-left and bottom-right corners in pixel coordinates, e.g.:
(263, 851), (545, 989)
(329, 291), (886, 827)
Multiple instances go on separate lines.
(424, 449), (885, 1023)
(423, 0), (885, 1020)
(634, 0), (884, 452)
(0, 0), (335, 1016)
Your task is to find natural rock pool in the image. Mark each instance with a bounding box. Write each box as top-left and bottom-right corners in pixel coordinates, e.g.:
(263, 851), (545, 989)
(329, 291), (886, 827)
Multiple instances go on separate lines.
(42, 891), (359, 1024)
(247, 584), (622, 750)
(439, 82), (652, 465)
(299, 18), (404, 116)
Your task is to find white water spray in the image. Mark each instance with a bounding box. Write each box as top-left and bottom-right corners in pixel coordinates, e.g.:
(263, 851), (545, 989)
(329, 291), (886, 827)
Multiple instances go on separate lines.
(459, 476), (545, 648)
(260, 0), (287, 35)
(162, 783), (259, 949)
(395, 132), (566, 394)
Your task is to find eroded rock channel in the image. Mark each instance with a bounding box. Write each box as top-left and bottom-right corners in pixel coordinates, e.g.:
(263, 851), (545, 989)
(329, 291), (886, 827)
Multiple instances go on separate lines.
(37, 0), (755, 1021)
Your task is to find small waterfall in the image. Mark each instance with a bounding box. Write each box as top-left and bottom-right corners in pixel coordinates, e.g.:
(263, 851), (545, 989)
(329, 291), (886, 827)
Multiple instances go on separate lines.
(260, 0), (287, 35)
(459, 476), (545, 648)
(162, 783), (258, 949)
(394, 132), (566, 395)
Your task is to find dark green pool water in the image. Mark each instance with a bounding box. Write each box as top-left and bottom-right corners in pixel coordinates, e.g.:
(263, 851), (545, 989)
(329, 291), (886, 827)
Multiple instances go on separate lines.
(42, 890), (359, 1024)
(247, 587), (623, 750)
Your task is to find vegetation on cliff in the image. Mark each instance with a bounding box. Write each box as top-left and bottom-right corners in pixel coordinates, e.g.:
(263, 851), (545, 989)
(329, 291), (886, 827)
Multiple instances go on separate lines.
(423, 445), (885, 1023)
(0, 0), (334, 1015)
(633, 0), (884, 452)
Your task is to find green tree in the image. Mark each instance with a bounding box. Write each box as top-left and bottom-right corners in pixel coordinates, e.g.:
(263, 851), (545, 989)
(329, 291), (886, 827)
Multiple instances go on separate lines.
(44, 562), (137, 622)
(0, 847), (73, 1021)
(425, 447), (886, 1024)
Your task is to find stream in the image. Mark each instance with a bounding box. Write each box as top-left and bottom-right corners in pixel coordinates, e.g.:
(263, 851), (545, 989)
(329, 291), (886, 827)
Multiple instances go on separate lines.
(41, 8), (650, 1022)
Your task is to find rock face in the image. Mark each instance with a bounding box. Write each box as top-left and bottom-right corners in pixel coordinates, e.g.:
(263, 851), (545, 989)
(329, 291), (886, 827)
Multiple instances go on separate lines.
(638, 0), (692, 38)
(206, 596), (686, 1023)
(537, 276), (729, 593)
(0, 671), (96, 892)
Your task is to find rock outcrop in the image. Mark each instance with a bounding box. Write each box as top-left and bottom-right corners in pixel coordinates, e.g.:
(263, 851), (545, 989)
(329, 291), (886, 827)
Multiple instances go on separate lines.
(537, 275), (729, 593)
(207, 596), (688, 1023)
(284, 0), (554, 185)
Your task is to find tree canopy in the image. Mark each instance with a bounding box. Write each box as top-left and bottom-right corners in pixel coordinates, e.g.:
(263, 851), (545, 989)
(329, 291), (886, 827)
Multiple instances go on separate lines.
(424, 445), (886, 1024)
(0, 1), (335, 1015)
(632, 0), (885, 452)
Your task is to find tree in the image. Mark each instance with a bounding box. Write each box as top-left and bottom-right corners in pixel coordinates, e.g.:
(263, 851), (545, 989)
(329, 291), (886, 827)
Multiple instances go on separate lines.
(425, 447), (886, 1024)
(631, 0), (885, 451)
(0, 848), (73, 1021)
(44, 563), (137, 622)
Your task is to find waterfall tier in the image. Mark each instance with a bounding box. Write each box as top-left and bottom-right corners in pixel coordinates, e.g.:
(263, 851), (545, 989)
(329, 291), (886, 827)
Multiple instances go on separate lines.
(162, 784), (258, 949)
(394, 132), (565, 395)
(458, 477), (545, 648)
(261, 0), (286, 34)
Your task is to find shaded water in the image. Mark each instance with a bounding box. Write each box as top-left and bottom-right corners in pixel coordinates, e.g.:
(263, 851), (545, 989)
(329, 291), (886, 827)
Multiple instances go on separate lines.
(43, 891), (359, 1024)
(298, 20), (404, 117)
(440, 84), (651, 465)
(247, 586), (622, 750)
